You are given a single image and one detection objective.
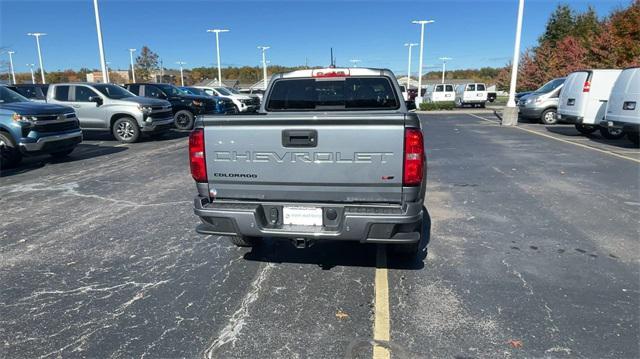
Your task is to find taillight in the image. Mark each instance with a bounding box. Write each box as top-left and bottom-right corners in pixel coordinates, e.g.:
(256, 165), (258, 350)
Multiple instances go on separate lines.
(312, 68), (350, 78)
(583, 81), (591, 92)
(189, 128), (207, 183)
(403, 128), (425, 186)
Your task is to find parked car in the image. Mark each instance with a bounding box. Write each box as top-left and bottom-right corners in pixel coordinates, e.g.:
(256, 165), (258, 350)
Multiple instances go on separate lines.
(8, 84), (49, 102)
(125, 83), (217, 130)
(455, 83), (488, 108)
(179, 87), (237, 114)
(193, 86), (259, 113)
(515, 91), (532, 101)
(191, 67), (427, 258)
(600, 67), (640, 145)
(557, 69), (622, 136)
(425, 84), (455, 103)
(239, 88), (265, 101)
(225, 86), (261, 104)
(47, 83), (173, 143)
(0, 85), (82, 168)
(517, 77), (565, 124)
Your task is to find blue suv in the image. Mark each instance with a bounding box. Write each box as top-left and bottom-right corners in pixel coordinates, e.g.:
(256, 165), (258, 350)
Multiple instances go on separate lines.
(0, 86), (82, 168)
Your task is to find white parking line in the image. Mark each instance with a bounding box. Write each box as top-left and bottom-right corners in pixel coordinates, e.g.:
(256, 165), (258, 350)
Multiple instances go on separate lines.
(466, 113), (640, 164)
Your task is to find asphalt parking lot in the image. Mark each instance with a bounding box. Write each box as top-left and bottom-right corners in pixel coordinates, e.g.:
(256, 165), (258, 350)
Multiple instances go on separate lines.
(1, 113), (638, 358)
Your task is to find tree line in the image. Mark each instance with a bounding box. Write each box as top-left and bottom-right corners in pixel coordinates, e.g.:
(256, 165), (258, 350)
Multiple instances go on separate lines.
(496, 0), (640, 92)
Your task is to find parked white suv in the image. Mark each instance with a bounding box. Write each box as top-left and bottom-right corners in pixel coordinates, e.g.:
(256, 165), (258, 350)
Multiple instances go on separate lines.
(425, 84), (455, 103)
(455, 83), (488, 108)
(601, 67), (640, 145)
(194, 86), (259, 112)
(557, 69), (622, 136)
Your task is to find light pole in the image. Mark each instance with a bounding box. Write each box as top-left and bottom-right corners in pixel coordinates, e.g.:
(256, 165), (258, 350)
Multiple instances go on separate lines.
(176, 61), (186, 86)
(92, 0), (109, 83)
(412, 20), (435, 104)
(439, 57), (452, 84)
(404, 43), (417, 91)
(106, 61), (111, 83)
(7, 51), (16, 84)
(27, 64), (35, 84)
(258, 46), (270, 90)
(27, 32), (47, 83)
(129, 48), (136, 82)
(349, 59), (361, 67)
(503, 0), (525, 126)
(207, 29), (229, 86)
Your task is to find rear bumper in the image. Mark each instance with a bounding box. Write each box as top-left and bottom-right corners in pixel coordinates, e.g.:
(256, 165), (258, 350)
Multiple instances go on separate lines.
(600, 120), (640, 134)
(556, 113), (583, 124)
(18, 130), (83, 154)
(193, 196), (424, 243)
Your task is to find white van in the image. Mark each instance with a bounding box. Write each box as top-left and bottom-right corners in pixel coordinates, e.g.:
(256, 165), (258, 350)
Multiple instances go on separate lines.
(426, 84), (455, 103)
(455, 83), (487, 108)
(557, 69), (622, 135)
(601, 67), (640, 145)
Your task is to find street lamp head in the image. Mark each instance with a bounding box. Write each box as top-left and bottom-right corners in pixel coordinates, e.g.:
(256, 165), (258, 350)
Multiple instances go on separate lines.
(207, 29), (229, 33)
(411, 20), (435, 25)
(7, 51), (15, 55)
(404, 43), (418, 47)
(257, 46), (270, 51)
(439, 57), (453, 61)
(27, 32), (47, 37)
(129, 48), (136, 52)
(176, 61), (186, 65)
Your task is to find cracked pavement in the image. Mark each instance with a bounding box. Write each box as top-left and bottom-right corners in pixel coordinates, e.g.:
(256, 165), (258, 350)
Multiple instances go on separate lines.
(1, 115), (638, 358)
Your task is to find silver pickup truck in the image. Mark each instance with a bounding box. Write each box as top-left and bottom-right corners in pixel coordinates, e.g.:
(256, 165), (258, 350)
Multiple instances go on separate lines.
(191, 68), (427, 257)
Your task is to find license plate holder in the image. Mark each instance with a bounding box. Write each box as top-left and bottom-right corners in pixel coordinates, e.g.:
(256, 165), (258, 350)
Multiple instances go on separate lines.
(283, 206), (323, 226)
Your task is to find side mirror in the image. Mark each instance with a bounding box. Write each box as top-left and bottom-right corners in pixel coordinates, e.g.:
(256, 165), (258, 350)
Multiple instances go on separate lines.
(406, 101), (416, 111)
(89, 96), (103, 106)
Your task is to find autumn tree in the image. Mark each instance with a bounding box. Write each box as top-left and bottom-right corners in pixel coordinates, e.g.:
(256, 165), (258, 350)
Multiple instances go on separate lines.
(135, 46), (159, 82)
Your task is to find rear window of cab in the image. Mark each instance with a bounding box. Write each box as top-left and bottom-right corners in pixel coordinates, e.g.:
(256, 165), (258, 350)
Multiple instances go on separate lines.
(266, 77), (400, 111)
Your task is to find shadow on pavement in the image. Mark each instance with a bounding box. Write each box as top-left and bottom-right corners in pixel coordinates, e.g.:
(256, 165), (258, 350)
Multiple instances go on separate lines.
(0, 143), (127, 177)
(545, 126), (638, 149)
(81, 129), (189, 142)
(243, 209), (432, 271)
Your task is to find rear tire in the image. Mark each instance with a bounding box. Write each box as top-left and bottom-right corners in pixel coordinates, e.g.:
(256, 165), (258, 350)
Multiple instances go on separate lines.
(0, 132), (22, 168)
(229, 235), (259, 247)
(599, 126), (625, 140)
(112, 117), (140, 143)
(174, 110), (194, 130)
(575, 124), (597, 135)
(50, 148), (75, 158)
(541, 108), (557, 125)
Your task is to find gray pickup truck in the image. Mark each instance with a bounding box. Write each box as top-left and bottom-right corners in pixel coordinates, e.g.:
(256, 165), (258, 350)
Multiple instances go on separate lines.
(191, 68), (427, 257)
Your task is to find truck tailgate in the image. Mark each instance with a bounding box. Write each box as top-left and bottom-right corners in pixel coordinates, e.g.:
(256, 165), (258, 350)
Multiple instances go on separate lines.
(203, 114), (406, 203)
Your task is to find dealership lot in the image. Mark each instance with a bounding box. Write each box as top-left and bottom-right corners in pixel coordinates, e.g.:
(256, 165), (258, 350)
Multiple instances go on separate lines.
(1, 113), (638, 358)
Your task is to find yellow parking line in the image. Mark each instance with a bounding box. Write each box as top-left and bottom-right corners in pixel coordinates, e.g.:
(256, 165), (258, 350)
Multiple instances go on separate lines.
(466, 113), (640, 164)
(373, 245), (391, 359)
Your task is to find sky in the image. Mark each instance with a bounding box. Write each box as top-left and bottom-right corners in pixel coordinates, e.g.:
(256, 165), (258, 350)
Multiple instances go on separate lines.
(0, 0), (631, 76)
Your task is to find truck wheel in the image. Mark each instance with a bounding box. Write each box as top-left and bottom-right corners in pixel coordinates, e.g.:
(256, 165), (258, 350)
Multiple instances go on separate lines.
(174, 110), (194, 130)
(112, 117), (140, 143)
(599, 126), (625, 140)
(575, 124), (597, 135)
(541, 109), (557, 125)
(627, 132), (639, 146)
(229, 235), (259, 247)
(0, 132), (22, 168)
(50, 148), (75, 158)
